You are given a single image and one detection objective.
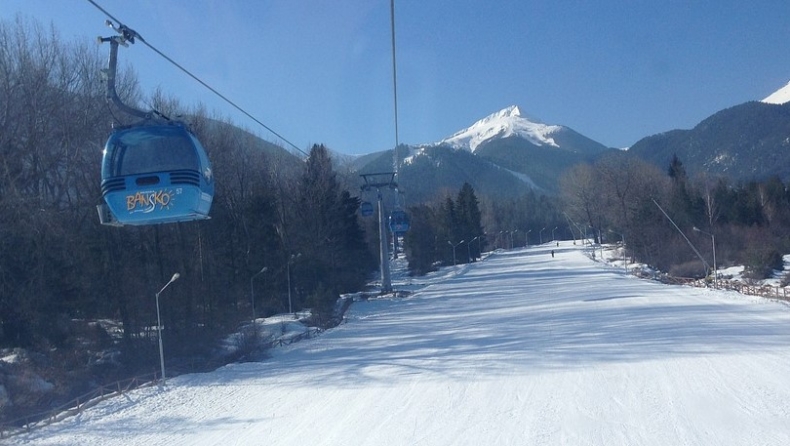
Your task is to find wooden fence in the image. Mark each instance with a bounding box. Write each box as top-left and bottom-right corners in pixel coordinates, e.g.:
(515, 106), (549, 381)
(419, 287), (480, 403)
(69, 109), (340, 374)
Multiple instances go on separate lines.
(636, 269), (790, 302)
(1, 373), (160, 439)
(711, 279), (790, 301)
(268, 327), (322, 348)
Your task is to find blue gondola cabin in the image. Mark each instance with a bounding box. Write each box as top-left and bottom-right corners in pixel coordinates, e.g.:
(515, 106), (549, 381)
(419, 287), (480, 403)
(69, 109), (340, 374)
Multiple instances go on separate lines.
(98, 123), (214, 226)
(389, 209), (410, 233)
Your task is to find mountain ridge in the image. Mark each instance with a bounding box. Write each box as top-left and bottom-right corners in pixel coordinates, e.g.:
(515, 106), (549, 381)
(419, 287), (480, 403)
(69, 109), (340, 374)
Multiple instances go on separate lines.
(348, 79), (790, 202)
(627, 100), (790, 182)
(350, 105), (612, 199)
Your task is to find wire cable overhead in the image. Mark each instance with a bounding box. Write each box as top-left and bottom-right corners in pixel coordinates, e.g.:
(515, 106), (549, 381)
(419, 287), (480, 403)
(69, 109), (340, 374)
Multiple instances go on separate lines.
(390, 0), (400, 154)
(86, 0), (308, 157)
(390, 0), (403, 205)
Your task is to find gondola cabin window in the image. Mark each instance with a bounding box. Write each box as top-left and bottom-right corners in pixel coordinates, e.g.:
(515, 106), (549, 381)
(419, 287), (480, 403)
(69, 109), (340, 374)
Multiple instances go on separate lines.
(105, 126), (200, 177)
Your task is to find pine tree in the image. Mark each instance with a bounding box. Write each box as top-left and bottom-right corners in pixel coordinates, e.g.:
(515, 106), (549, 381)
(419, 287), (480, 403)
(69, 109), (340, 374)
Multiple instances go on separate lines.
(456, 183), (484, 261)
(403, 204), (438, 275)
(293, 144), (375, 320)
(667, 153), (687, 181)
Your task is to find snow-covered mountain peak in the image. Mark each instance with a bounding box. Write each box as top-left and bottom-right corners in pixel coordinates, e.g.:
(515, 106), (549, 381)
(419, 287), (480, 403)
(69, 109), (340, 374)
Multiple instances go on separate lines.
(434, 105), (563, 152)
(494, 105), (522, 119)
(761, 80), (790, 105)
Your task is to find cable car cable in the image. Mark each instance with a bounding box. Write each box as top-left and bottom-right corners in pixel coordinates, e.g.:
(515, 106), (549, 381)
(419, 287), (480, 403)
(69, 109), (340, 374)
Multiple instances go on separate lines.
(85, 0), (309, 158)
(389, 0), (402, 206)
(390, 0), (400, 153)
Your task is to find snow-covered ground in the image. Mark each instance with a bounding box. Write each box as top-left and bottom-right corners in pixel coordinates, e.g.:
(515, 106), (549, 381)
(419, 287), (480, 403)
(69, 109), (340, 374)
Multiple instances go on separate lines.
(8, 241), (790, 445)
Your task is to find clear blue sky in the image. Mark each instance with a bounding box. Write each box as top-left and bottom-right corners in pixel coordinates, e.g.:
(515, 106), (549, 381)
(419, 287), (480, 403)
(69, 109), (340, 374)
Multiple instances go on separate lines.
(3, 0), (790, 154)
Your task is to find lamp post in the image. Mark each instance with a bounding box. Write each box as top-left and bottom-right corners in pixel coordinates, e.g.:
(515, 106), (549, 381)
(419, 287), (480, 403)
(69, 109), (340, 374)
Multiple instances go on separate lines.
(652, 197), (709, 279)
(287, 253), (301, 316)
(694, 227), (717, 288)
(609, 230), (626, 274)
(466, 237), (477, 263)
(621, 233), (626, 273)
(539, 227), (546, 245)
(155, 272), (179, 388)
(598, 228), (604, 260)
(526, 229), (532, 247)
(447, 240), (464, 266)
(551, 226), (558, 243)
(250, 266), (267, 322)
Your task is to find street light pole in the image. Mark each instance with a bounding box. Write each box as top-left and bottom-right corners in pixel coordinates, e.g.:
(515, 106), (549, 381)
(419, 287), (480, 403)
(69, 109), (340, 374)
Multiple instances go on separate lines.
(599, 228), (604, 260)
(551, 226), (558, 243)
(539, 227), (546, 245)
(609, 230), (627, 274)
(155, 272), (179, 388)
(470, 236), (481, 261)
(447, 240), (464, 266)
(694, 227), (717, 288)
(621, 233), (626, 274)
(250, 266), (267, 322)
(287, 253), (301, 316)
(526, 229), (531, 247)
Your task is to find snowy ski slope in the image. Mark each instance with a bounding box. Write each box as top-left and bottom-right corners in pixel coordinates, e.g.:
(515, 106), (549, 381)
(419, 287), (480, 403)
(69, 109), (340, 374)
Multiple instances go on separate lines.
(10, 242), (790, 445)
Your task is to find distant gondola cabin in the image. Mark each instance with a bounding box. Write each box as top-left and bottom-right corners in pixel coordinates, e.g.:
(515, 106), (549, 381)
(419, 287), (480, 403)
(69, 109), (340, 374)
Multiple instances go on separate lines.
(360, 201), (374, 217)
(389, 209), (410, 233)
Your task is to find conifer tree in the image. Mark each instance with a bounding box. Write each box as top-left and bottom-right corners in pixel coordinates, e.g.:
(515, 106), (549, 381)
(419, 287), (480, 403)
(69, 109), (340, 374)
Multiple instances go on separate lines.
(293, 144), (375, 321)
(456, 183), (484, 260)
(403, 204), (438, 275)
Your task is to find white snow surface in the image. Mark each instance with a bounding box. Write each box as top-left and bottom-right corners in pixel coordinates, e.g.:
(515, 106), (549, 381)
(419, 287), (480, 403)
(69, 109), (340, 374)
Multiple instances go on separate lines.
(435, 105), (563, 152)
(9, 242), (790, 445)
(761, 80), (790, 105)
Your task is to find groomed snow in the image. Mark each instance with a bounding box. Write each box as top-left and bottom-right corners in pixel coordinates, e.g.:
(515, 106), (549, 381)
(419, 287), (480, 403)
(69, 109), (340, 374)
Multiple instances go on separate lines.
(9, 242), (790, 445)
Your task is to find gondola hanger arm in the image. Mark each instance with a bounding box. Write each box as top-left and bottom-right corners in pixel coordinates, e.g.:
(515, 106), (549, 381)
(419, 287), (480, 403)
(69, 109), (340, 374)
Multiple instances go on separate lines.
(98, 19), (156, 121)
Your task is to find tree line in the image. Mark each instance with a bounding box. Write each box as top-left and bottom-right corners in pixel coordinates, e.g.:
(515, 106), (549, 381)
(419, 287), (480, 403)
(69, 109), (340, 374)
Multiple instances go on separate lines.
(401, 174), (578, 276)
(0, 16), (376, 388)
(402, 182), (485, 275)
(560, 151), (790, 279)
